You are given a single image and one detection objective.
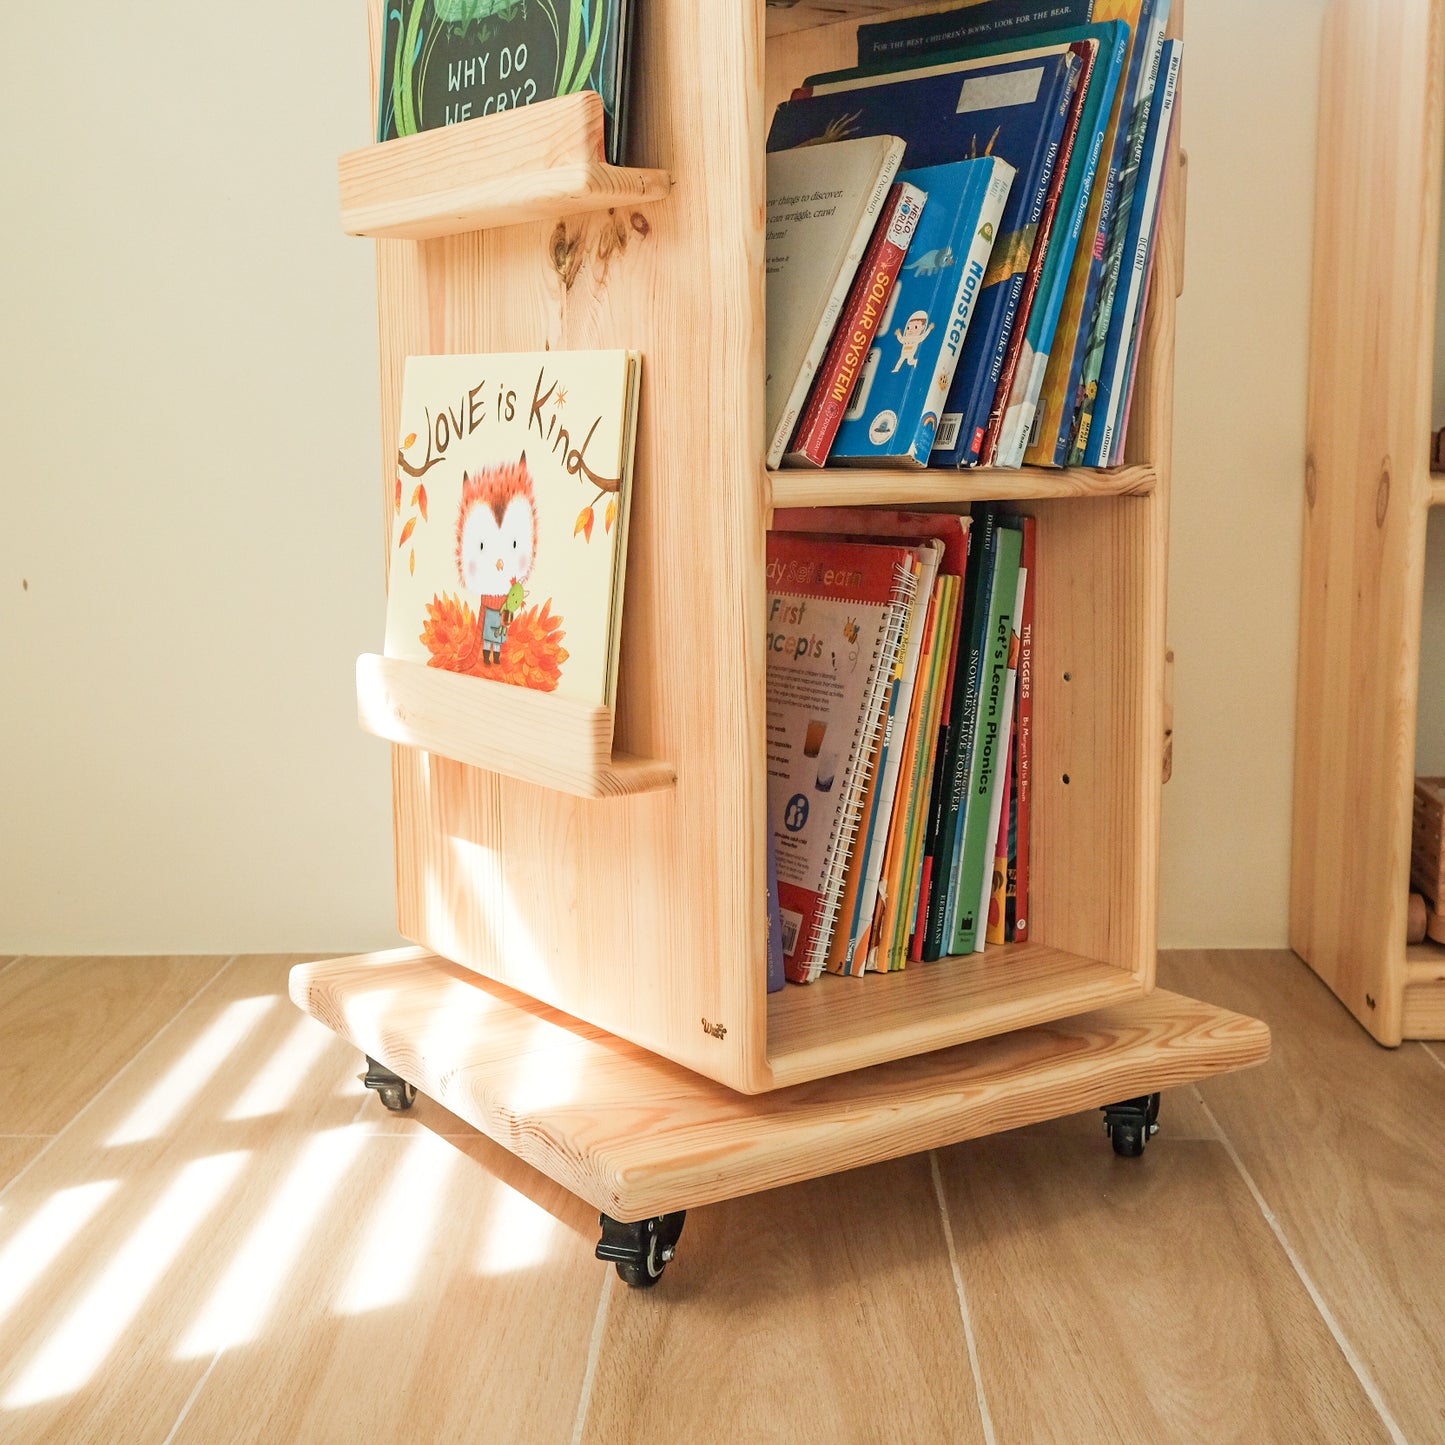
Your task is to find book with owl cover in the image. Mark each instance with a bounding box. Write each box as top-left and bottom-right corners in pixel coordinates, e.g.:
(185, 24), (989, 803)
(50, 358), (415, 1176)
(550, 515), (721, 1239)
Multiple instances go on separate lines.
(766, 534), (918, 983)
(377, 0), (633, 164)
(383, 350), (641, 707)
(771, 51), (1077, 470)
(828, 158), (1014, 468)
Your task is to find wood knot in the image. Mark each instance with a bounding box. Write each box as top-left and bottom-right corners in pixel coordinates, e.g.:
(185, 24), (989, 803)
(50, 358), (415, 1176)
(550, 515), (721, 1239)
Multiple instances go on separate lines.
(1304, 454), (1317, 509)
(549, 220), (584, 290)
(1376, 461), (1391, 528)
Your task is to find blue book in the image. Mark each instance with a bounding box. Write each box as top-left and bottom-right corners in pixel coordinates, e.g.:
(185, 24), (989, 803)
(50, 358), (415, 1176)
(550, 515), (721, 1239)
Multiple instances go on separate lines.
(994, 24), (1127, 465)
(857, 0), (1095, 65)
(1085, 38), (1180, 465)
(1066, 0), (1172, 464)
(830, 159), (1015, 467)
(770, 52), (1078, 471)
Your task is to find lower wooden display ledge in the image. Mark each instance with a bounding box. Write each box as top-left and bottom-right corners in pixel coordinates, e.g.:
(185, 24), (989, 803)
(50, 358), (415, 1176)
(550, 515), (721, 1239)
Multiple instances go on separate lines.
(290, 947), (1271, 1220)
(1404, 944), (1445, 1037)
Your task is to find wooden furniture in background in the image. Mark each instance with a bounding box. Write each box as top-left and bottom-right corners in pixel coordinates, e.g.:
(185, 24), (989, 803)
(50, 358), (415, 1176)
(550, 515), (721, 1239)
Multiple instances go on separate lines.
(1291, 0), (1445, 1042)
(292, 0), (1272, 1248)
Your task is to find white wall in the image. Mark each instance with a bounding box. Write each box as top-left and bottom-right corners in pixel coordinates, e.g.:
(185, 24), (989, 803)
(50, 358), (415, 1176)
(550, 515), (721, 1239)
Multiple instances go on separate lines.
(0, 0), (1326, 953)
(0, 1), (401, 952)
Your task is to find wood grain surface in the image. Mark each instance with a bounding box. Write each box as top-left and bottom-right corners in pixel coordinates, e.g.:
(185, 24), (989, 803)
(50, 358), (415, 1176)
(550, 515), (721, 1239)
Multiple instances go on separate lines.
(340, 92), (671, 241)
(1164, 949), (1445, 1445)
(0, 955), (230, 1134)
(767, 463), (1157, 510)
(290, 948), (1269, 1219)
(1290, 0), (1445, 1042)
(356, 654), (674, 799)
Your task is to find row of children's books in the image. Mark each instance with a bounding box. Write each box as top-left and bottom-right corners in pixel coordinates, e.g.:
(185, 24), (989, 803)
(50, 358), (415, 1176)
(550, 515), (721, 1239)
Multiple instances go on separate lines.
(764, 0), (1182, 472)
(764, 505), (1033, 987)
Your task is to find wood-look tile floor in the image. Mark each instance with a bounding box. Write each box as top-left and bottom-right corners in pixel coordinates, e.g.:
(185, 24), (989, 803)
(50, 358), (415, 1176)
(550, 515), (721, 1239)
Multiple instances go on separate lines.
(0, 950), (1439, 1444)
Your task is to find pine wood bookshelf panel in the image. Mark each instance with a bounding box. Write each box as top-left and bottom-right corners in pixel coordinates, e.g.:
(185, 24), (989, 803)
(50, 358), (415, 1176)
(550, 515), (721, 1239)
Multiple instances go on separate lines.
(766, 944), (1141, 1086)
(768, 464), (1157, 510)
(347, 0), (1189, 1093)
(356, 654), (675, 799)
(290, 949), (1270, 1218)
(1290, 0), (1445, 1042)
(339, 91), (672, 240)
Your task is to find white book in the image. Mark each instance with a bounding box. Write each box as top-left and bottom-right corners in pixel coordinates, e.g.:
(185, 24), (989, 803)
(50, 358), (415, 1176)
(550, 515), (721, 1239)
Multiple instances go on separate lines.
(764, 135), (906, 468)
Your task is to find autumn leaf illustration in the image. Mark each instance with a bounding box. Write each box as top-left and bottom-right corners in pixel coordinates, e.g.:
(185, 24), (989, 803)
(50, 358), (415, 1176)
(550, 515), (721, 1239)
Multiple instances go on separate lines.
(398, 517), (416, 547)
(417, 484), (428, 521)
(410, 484), (422, 508)
(409, 549), (416, 576)
(605, 496), (618, 534)
(420, 595), (566, 690)
(574, 506), (595, 542)
(395, 478), (403, 513)
(403, 432), (417, 449)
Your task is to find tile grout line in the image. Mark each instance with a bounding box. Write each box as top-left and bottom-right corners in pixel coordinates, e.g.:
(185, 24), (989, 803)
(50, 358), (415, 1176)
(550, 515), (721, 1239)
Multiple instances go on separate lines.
(0, 955), (241, 1209)
(929, 1150), (998, 1445)
(1194, 1091), (1411, 1445)
(159, 1347), (228, 1445)
(1419, 1041), (1445, 1076)
(569, 1266), (615, 1445)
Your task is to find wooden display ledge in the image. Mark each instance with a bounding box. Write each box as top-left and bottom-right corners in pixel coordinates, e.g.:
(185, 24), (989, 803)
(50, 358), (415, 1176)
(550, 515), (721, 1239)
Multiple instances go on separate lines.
(1404, 944), (1445, 1036)
(291, 948), (1271, 1220)
(338, 91), (672, 241)
(768, 463), (1156, 511)
(356, 654), (674, 799)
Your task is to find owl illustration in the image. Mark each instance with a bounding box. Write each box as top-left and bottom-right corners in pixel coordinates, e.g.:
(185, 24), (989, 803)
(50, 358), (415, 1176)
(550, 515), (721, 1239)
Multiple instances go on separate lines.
(455, 454), (538, 665)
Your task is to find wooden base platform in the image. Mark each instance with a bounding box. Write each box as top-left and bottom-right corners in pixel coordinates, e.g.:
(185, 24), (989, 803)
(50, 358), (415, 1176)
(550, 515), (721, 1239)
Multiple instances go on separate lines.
(290, 949), (1271, 1220)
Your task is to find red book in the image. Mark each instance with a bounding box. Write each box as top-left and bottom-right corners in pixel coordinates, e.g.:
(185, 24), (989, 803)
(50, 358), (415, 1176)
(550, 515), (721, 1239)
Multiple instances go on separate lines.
(1009, 516), (1036, 942)
(979, 40), (1096, 467)
(784, 182), (928, 468)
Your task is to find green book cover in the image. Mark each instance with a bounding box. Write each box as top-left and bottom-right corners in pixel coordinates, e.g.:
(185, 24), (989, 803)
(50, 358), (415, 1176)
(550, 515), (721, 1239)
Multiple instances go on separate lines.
(948, 524), (1022, 955)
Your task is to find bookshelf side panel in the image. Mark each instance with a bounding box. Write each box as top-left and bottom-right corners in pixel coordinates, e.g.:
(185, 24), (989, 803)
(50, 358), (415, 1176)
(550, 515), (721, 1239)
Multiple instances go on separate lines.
(1290, 0), (1443, 1043)
(369, 0), (773, 1090)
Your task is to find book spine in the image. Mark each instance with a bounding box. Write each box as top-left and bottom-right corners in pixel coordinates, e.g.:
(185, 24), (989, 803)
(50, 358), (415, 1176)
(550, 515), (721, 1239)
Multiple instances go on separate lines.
(1112, 237), (1160, 464)
(785, 183), (928, 467)
(1010, 517), (1036, 941)
(1088, 41), (1179, 466)
(767, 828), (785, 992)
(979, 48), (1090, 467)
(925, 507), (998, 959)
(856, 0), (1096, 65)
(986, 703), (1014, 947)
(977, 564), (1026, 949)
(767, 139), (907, 469)
(796, 561), (919, 980)
(1068, 1), (1170, 465)
(1001, 27), (1125, 469)
(949, 524), (1022, 955)
(906, 162), (1014, 463)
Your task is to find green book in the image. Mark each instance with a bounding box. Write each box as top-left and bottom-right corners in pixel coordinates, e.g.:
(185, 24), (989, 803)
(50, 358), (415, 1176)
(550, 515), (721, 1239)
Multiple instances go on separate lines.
(948, 524), (1022, 955)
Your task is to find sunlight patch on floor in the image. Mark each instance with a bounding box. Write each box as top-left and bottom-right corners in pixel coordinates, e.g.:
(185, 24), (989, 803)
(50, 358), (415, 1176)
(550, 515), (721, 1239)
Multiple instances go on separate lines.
(0, 1181), (118, 1333)
(476, 1180), (559, 1277)
(226, 1015), (335, 1121)
(107, 997), (277, 1147)
(3, 1153), (247, 1408)
(336, 1131), (459, 1316)
(176, 1126), (367, 1360)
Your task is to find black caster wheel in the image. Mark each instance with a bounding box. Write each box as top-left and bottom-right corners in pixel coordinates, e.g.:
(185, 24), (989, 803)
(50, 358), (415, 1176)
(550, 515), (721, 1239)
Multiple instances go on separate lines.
(1101, 1093), (1160, 1157)
(596, 1210), (687, 1288)
(360, 1055), (417, 1112)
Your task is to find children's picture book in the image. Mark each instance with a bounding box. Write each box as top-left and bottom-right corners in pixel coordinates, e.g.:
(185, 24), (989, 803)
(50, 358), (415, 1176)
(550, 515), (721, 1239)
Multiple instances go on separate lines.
(377, 0), (633, 164)
(772, 50), (1080, 470)
(829, 158), (1014, 468)
(1066, 0), (1171, 463)
(766, 534), (918, 982)
(856, 0), (1096, 65)
(382, 350), (641, 707)
(1024, 0), (1158, 468)
(764, 136), (908, 469)
(784, 180), (929, 468)
(1084, 38), (1180, 465)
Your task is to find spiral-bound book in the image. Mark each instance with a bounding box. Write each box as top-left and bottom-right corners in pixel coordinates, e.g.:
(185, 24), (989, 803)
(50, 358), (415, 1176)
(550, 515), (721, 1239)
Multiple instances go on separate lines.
(766, 533), (919, 983)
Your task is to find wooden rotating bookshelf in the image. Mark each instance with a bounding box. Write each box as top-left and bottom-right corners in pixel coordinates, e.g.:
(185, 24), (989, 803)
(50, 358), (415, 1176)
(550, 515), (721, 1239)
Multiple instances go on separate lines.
(1291, 0), (1445, 1043)
(292, 0), (1271, 1276)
